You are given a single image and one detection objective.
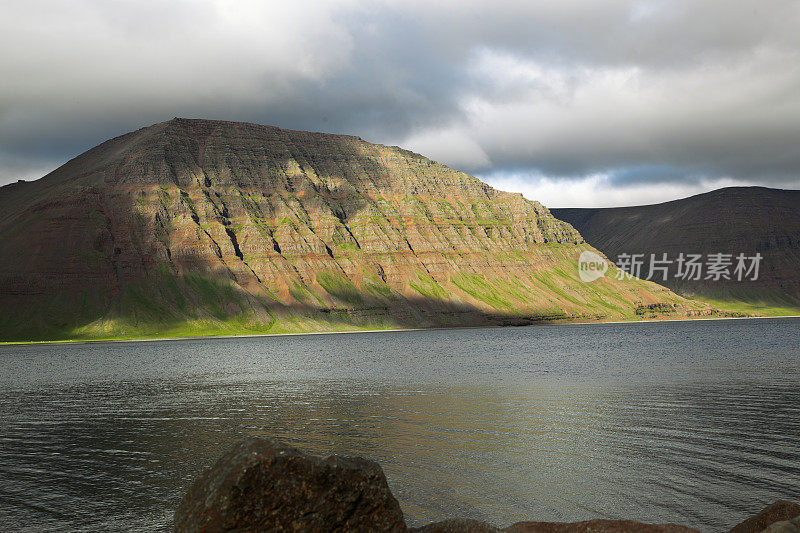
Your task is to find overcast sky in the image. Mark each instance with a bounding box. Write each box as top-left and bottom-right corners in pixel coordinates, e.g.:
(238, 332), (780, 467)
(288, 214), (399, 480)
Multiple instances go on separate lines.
(2, 0), (799, 207)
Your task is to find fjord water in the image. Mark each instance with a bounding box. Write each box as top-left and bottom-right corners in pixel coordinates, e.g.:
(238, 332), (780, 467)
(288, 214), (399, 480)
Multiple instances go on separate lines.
(1, 319), (799, 532)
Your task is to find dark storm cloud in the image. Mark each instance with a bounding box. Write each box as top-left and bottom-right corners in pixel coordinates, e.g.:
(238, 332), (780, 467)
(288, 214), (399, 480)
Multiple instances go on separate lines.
(1, 0), (799, 202)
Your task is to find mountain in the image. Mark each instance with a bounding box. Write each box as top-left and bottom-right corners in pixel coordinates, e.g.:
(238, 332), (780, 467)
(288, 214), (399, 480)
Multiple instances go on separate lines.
(0, 118), (703, 341)
(553, 187), (800, 315)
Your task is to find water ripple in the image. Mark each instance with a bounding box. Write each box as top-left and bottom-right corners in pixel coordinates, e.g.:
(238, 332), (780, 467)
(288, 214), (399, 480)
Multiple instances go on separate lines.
(0, 318), (799, 531)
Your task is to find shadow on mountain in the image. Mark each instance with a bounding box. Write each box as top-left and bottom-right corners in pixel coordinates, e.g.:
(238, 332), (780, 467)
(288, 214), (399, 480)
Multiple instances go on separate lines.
(0, 271), (575, 342)
(0, 118), (643, 343)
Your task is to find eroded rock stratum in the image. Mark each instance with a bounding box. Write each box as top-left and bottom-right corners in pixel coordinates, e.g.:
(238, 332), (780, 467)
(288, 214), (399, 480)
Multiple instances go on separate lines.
(0, 118), (705, 340)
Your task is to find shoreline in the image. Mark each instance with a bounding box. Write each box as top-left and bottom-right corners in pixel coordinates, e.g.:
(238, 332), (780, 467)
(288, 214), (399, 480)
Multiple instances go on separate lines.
(2, 313), (799, 347)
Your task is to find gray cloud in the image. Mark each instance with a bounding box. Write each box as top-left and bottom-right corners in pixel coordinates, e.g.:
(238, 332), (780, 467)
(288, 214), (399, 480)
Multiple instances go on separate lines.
(1, 0), (799, 205)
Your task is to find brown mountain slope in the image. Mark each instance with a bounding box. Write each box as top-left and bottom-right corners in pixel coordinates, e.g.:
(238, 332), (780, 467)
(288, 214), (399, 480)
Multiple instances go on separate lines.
(553, 187), (800, 312)
(0, 118), (703, 341)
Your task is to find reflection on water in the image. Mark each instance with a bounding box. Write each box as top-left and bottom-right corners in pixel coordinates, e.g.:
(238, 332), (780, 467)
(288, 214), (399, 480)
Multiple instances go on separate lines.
(1, 319), (799, 532)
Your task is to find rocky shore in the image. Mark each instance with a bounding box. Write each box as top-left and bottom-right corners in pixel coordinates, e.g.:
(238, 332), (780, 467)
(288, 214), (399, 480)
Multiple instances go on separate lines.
(174, 438), (799, 533)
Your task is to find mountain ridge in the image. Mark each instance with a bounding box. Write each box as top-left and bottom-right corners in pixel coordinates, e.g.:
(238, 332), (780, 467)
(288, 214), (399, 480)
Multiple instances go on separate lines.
(0, 118), (704, 341)
(553, 186), (800, 314)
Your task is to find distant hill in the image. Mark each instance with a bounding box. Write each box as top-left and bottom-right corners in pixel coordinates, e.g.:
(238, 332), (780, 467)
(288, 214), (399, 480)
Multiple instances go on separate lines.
(0, 118), (701, 341)
(553, 187), (800, 314)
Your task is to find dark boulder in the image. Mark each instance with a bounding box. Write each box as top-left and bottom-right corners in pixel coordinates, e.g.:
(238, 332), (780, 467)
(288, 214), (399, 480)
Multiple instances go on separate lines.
(762, 516), (800, 533)
(729, 501), (800, 533)
(174, 438), (799, 533)
(173, 437), (406, 532)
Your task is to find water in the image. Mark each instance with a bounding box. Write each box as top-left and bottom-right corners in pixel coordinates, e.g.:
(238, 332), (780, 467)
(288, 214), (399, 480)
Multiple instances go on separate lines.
(1, 318), (799, 532)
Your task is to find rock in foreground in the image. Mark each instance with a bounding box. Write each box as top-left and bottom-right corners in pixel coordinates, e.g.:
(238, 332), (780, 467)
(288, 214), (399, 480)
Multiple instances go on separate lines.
(175, 438), (799, 532)
(762, 517), (800, 533)
(173, 437), (406, 532)
(730, 501), (800, 533)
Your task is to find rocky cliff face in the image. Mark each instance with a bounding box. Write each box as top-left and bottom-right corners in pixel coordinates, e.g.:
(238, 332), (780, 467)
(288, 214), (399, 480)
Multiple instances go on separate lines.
(0, 118), (699, 340)
(553, 187), (800, 311)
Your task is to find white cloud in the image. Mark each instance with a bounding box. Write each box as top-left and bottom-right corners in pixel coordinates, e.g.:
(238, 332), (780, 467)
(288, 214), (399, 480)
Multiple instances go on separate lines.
(480, 171), (769, 208)
(400, 127), (491, 170)
(393, 44), (800, 185)
(0, 0), (356, 110)
(2, 0), (800, 203)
